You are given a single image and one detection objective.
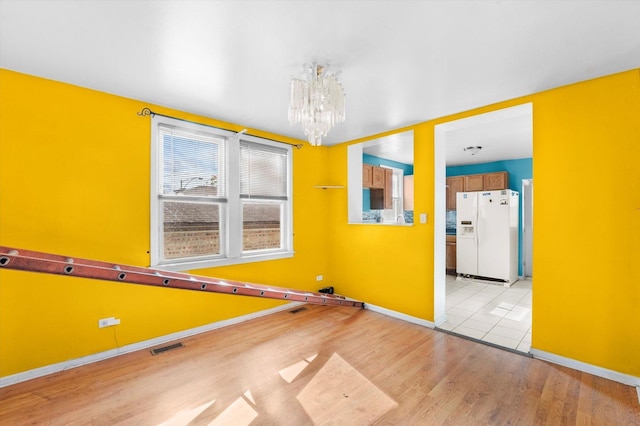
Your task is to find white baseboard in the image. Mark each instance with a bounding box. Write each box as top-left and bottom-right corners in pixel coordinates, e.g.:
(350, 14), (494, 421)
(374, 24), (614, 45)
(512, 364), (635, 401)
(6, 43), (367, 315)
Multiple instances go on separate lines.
(0, 302), (303, 388)
(366, 305), (639, 397)
(6, 301), (637, 404)
(530, 348), (640, 388)
(365, 303), (435, 329)
(433, 314), (447, 327)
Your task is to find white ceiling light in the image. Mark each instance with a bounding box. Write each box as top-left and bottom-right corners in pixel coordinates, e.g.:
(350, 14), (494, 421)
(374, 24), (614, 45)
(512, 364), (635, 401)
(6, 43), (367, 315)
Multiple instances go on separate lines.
(288, 62), (345, 146)
(464, 146), (482, 155)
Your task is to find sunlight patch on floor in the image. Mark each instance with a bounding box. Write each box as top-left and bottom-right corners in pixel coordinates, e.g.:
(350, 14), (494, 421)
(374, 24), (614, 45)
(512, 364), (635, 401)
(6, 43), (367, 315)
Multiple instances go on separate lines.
(279, 359), (310, 383)
(158, 399), (215, 426)
(278, 353), (318, 383)
(243, 390), (255, 405)
(296, 353), (397, 424)
(209, 396), (257, 426)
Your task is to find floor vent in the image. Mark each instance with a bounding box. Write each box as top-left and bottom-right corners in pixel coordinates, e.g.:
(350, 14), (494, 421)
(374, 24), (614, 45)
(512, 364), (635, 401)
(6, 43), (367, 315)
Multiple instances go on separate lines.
(150, 342), (184, 356)
(289, 307), (307, 314)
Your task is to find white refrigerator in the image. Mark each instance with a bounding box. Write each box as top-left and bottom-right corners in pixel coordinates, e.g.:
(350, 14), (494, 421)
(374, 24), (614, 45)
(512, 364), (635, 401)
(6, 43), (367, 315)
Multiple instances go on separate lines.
(456, 190), (519, 285)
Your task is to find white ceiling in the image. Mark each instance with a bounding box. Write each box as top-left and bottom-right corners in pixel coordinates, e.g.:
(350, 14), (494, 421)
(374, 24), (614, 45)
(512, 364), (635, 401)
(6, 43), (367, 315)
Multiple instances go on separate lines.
(363, 131), (414, 166)
(362, 103), (533, 166)
(1, 0), (639, 165)
(442, 103), (533, 166)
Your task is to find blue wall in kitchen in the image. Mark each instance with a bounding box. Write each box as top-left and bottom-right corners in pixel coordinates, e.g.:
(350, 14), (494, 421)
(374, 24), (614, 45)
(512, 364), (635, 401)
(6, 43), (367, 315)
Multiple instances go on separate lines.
(362, 155), (414, 212)
(446, 157), (532, 277)
(363, 154), (414, 175)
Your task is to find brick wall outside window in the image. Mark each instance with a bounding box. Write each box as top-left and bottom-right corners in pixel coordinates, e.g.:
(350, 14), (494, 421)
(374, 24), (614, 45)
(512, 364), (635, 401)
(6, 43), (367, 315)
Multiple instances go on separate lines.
(164, 223), (280, 258)
(164, 229), (220, 259)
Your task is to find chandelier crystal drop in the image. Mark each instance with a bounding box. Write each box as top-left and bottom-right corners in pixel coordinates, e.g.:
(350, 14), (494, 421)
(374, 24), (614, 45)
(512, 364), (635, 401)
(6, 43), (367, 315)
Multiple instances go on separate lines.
(288, 62), (346, 146)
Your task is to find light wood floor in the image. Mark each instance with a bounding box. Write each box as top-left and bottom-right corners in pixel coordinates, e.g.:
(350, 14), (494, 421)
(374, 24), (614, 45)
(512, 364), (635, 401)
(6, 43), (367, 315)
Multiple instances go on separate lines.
(1, 304), (638, 425)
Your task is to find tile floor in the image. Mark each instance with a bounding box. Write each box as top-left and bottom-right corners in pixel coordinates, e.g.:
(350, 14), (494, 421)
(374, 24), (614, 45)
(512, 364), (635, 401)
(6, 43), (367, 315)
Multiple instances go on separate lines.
(439, 275), (532, 353)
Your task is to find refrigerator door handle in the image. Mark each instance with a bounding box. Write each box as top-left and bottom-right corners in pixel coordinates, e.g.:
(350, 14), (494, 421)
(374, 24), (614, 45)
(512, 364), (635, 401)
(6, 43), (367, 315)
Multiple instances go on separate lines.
(473, 203), (478, 244)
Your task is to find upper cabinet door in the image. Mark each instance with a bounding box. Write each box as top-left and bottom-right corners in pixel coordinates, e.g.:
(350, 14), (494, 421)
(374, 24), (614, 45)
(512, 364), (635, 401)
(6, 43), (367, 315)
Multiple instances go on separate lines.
(483, 171), (508, 190)
(446, 176), (464, 210)
(464, 174), (484, 191)
(372, 166), (385, 188)
(384, 168), (393, 209)
(363, 164), (373, 188)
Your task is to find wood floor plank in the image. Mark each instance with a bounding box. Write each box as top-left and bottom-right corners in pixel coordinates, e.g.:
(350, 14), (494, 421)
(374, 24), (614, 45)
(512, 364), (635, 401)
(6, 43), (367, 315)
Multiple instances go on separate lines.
(0, 305), (638, 425)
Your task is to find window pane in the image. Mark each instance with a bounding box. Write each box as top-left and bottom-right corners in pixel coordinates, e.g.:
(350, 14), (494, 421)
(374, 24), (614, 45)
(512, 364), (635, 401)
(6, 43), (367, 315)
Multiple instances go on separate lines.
(163, 201), (220, 259)
(240, 141), (287, 199)
(160, 126), (225, 197)
(242, 202), (281, 251)
(391, 173), (399, 198)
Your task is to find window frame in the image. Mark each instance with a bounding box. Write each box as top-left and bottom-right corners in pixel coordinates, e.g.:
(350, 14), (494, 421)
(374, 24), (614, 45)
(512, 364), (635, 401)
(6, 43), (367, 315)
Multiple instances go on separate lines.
(151, 115), (293, 271)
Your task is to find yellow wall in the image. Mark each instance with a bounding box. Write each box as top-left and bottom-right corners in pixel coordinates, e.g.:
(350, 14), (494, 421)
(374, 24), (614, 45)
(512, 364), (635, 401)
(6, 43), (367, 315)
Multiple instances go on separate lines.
(1, 68), (639, 379)
(326, 125), (435, 319)
(531, 69), (640, 376)
(0, 69), (330, 377)
(328, 68), (640, 377)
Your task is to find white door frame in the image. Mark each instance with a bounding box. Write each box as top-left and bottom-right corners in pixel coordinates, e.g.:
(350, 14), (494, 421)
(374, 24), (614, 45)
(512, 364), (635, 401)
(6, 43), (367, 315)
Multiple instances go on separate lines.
(433, 103), (533, 326)
(522, 178), (533, 278)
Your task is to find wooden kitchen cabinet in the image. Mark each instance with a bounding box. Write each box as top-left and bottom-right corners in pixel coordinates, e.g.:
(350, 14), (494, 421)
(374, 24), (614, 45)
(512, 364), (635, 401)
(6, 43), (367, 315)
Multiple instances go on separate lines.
(464, 174), (484, 191)
(446, 235), (457, 274)
(364, 164), (392, 209)
(363, 164), (373, 188)
(363, 163), (387, 190)
(446, 176), (464, 210)
(372, 166), (385, 188)
(384, 168), (393, 209)
(447, 171), (509, 210)
(483, 171), (508, 190)
(458, 171), (509, 192)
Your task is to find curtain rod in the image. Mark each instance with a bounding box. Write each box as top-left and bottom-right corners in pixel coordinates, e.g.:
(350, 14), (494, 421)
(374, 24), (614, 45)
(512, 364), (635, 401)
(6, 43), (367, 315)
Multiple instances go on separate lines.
(137, 107), (303, 149)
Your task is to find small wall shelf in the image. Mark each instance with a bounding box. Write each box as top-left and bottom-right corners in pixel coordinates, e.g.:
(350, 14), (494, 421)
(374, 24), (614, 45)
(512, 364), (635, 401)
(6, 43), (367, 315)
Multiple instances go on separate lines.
(314, 185), (345, 189)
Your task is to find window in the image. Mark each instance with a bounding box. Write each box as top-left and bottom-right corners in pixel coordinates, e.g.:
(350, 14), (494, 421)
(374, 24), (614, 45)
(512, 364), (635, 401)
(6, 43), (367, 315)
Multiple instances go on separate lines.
(380, 166), (404, 223)
(240, 141), (288, 252)
(151, 116), (293, 270)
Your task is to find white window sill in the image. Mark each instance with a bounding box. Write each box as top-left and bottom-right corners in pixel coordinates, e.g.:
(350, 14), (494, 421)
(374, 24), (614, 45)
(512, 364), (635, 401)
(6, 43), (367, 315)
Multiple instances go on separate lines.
(349, 221), (414, 227)
(153, 251), (294, 272)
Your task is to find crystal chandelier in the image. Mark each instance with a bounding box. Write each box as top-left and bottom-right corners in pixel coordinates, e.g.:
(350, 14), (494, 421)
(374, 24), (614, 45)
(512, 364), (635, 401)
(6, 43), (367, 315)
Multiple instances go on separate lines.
(288, 62), (345, 146)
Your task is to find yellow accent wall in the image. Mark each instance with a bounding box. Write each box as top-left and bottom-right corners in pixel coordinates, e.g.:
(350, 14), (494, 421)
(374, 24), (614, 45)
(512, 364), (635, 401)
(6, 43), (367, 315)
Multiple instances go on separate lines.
(0, 69), (330, 377)
(328, 69), (640, 378)
(1, 68), (639, 379)
(326, 125), (435, 319)
(531, 69), (640, 376)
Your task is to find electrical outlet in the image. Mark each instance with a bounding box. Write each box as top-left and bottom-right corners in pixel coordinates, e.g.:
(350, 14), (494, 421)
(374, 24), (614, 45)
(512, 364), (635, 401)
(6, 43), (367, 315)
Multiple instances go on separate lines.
(98, 317), (121, 328)
(420, 213), (428, 224)
(316, 275), (323, 281)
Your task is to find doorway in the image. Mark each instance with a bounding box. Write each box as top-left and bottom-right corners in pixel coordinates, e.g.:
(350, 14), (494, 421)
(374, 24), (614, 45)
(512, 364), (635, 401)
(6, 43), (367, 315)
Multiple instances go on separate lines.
(434, 103), (533, 352)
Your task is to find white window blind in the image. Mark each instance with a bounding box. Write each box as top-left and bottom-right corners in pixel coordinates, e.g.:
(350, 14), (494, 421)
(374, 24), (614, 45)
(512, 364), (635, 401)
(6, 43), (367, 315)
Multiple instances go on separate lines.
(159, 125), (226, 198)
(240, 141), (287, 200)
